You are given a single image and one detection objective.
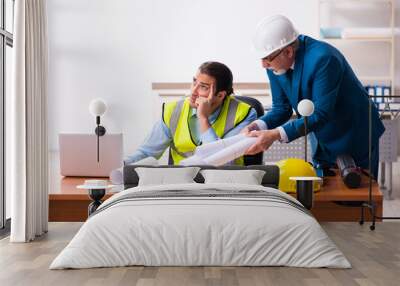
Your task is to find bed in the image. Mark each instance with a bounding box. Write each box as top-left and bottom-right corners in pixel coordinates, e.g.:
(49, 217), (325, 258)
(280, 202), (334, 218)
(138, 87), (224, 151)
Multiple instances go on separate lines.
(50, 165), (351, 269)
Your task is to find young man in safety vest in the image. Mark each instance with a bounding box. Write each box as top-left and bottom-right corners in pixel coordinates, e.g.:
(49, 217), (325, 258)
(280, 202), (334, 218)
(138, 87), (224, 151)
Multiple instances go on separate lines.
(125, 61), (257, 165)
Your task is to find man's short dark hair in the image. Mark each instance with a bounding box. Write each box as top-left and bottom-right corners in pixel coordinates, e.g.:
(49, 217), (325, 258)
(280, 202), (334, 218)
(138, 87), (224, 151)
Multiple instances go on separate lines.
(199, 61), (234, 95)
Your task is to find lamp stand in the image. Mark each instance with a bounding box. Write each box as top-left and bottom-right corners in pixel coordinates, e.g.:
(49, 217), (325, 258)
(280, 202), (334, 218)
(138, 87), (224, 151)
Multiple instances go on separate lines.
(304, 116), (308, 162)
(94, 116), (106, 162)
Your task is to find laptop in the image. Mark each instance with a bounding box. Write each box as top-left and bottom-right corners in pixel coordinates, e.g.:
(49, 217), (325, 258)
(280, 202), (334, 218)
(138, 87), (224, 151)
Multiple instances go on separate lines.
(59, 133), (123, 177)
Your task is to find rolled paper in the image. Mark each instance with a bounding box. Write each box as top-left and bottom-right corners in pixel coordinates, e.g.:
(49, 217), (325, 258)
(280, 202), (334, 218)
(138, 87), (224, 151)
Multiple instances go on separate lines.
(195, 135), (244, 158)
(203, 136), (257, 166)
(180, 134), (257, 166)
(179, 155), (207, 166)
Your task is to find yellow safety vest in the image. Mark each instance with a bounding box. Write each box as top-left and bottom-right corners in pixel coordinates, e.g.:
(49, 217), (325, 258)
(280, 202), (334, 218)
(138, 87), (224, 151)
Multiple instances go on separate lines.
(163, 95), (251, 165)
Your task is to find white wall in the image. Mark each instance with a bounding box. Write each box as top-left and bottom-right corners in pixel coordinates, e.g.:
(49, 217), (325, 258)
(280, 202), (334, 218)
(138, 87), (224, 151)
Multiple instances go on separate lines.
(47, 0), (319, 156)
(47, 0), (400, 157)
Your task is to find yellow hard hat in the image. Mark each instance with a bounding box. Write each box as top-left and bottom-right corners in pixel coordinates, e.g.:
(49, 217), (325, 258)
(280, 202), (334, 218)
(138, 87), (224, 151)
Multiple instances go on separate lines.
(276, 158), (321, 193)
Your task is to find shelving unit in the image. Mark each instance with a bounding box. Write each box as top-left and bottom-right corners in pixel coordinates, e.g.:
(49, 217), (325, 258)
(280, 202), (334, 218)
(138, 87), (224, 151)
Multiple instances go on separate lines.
(318, 0), (395, 92)
(318, 0), (398, 199)
(324, 37), (393, 43)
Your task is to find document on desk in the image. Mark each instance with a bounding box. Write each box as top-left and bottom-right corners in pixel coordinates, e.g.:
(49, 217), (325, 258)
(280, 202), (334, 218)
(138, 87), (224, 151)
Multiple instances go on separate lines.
(180, 134), (257, 166)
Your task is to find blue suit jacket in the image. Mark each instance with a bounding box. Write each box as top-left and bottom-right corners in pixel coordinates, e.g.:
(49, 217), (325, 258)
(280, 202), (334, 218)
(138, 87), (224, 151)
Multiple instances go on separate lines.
(259, 35), (385, 169)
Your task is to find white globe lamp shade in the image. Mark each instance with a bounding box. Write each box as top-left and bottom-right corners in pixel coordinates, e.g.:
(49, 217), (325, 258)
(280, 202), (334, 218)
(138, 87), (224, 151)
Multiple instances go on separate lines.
(89, 98), (107, 116)
(297, 99), (314, 117)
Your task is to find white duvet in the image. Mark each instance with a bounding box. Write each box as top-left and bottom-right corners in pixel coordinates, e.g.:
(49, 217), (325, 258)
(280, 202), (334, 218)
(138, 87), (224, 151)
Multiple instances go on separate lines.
(50, 183), (351, 269)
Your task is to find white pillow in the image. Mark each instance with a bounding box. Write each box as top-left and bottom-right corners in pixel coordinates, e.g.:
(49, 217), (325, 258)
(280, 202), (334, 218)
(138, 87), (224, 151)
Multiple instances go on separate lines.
(135, 167), (200, 186)
(200, 169), (266, 185)
(110, 157), (159, 185)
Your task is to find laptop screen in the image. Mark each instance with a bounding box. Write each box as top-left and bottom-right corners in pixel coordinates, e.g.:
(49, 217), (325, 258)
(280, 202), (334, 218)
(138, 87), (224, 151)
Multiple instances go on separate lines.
(59, 134), (123, 177)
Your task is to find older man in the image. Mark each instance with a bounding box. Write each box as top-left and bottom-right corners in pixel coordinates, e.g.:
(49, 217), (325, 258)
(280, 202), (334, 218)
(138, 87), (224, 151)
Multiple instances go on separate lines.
(244, 15), (384, 178)
(126, 61), (257, 165)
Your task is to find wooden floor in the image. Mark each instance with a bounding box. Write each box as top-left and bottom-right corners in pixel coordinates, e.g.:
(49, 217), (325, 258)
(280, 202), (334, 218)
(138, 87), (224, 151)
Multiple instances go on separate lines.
(1, 222), (400, 286)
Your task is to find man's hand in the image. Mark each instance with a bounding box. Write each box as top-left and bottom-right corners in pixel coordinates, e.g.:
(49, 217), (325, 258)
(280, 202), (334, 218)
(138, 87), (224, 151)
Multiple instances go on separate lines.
(240, 121), (260, 135)
(196, 83), (215, 120)
(245, 129), (281, 155)
(195, 97), (213, 120)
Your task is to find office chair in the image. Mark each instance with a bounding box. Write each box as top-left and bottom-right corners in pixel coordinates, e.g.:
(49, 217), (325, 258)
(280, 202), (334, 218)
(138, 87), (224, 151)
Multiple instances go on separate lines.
(168, 95), (265, 165)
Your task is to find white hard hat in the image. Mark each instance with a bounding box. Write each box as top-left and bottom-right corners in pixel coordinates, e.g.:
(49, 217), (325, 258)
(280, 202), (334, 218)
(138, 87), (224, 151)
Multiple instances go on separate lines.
(253, 15), (299, 59)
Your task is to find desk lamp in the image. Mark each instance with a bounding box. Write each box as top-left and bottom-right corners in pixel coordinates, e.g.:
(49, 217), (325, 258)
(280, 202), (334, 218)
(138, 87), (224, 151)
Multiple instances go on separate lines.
(89, 98), (107, 162)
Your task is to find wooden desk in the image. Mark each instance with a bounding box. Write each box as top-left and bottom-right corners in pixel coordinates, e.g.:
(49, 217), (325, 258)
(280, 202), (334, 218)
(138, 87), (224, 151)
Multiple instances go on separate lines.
(302, 170), (382, 221)
(49, 171), (382, 222)
(49, 177), (122, 222)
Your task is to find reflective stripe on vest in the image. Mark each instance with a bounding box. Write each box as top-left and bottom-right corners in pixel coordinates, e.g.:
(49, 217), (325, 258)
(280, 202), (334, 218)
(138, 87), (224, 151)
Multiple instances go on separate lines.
(223, 99), (239, 134)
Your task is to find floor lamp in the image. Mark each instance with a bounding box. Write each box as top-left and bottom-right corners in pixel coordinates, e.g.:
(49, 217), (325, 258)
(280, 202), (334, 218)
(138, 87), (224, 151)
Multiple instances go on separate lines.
(289, 99), (322, 210)
(297, 99), (314, 162)
(359, 95), (400, 230)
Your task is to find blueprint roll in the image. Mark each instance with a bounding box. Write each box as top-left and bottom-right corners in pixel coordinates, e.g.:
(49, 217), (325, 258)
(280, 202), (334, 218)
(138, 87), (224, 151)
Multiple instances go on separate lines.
(179, 155), (207, 166)
(180, 134), (258, 166)
(195, 135), (245, 158)
(202, 135), (257, 166)
(194, 140), (225, 158)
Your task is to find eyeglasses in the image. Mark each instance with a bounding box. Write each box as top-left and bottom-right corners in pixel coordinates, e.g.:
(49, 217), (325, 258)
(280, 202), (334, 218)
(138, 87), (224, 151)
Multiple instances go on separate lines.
(262, 48), (284, 62)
